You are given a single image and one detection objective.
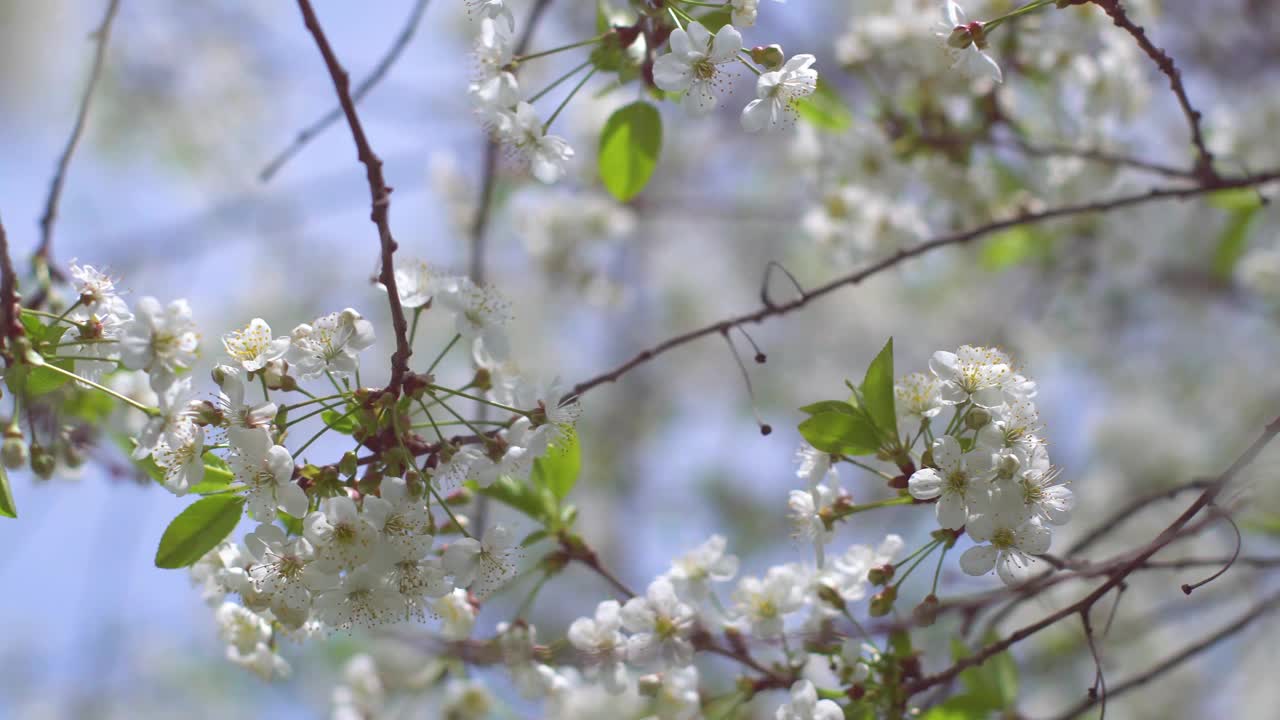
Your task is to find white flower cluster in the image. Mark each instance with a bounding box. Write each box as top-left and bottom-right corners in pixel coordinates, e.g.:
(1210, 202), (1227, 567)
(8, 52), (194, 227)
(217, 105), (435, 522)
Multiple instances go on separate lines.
(468, 17), (575, 184)
(652, 20), (819, 132)
(903, 345), (1073, 585)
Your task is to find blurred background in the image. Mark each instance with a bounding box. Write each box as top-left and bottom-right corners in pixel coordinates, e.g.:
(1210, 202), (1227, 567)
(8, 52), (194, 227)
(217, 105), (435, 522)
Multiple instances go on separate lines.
(1, 0), (1279, 717)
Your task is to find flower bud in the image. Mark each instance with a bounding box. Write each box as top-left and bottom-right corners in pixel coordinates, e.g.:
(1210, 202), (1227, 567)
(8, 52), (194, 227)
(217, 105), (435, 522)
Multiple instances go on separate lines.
(964, 408), (991, 429)
(869, 586), (897, 617)
(637, 673), (662, 697)
(816, 582), (847, 611)
(750, 44), (785, 70)
(262, 359), (292, 391)
(30, 444), (56, 480)
(945, 25), (973, 49)
(912, 594), (940, 627)
(921, 447), (935, 469)
(868, 564), (894, 585)
(60, 443), (85, 469)
(2, 436), (28, 469)
(328, 450), (354, 478)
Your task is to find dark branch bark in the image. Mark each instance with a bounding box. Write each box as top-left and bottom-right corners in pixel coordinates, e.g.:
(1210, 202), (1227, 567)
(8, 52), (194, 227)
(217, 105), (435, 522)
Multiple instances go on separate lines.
(295, 0), (413, 393)
(0, 214), (25, 352)
(567, 170), (1280, 401)
(1090, 0), (1217, 179)
(260, 0), (432, 182)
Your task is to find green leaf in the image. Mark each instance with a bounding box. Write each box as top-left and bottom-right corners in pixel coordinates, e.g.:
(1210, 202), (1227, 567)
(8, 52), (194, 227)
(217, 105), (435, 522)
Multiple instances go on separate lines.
(799, 411), (880, 456)
(980, 226), (1051, 271)
(598, 101), (662, 202)
(796, 78), (852, 132)
(19, 313), (46, 341)
(1211, 205), (1261, 280)
(321, 409), (356, 435)
(951, 637), (1018, 711)
(798, 400), (857, 416)
(279, 511), (304, 536)
(473, 476), (547, 522)
(1208, 188), (1265, 211)
(521, 529), (549, 547)
(25, 358), (74, 395)
(531, 432), (581, 501)
(154, 495), (246, 569)
(188, 452), (235, 495)
(861, 337), (897, 441)
(0, 465), (15, 518)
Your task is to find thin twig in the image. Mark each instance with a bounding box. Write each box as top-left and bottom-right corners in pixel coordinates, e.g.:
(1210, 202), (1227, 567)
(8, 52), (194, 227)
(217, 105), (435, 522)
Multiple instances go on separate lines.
(295, 0), (414, 392)
(1089, 0), (1217, 179)
(1043, 589), (1280, 720)
(260, 0), (432, 181)
(38, 0), (122, 275)
(567, 170), (1280, 400)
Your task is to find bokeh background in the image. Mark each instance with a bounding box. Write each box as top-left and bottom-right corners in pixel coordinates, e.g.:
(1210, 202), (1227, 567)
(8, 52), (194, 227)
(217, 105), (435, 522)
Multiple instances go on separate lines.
(1, 0), (1279, 717)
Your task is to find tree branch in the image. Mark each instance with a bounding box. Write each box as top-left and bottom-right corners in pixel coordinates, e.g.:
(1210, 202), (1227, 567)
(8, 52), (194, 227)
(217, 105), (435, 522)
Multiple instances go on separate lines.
(38, 0), (122, 276)
(1043, 588), (1280, 720)
(1090, 0), (1217, 179)
(0, 214), (25, 352)
(260, 0), (431, 182)
(295, 0), (413, 392)
(567, 170), (1280, 400)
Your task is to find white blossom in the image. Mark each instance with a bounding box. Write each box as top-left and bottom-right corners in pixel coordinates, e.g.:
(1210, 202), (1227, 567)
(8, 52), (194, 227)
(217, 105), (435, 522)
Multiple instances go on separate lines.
(653, 22), (743, 114)
(776, 680), (843, 720)
(741, 54), (818, 132)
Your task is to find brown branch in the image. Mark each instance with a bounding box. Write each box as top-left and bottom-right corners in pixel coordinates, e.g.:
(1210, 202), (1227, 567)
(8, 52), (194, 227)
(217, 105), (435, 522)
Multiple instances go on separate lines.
(260, 0), (431, 182)
(295, 0), (413, 393)
(0, 214), (25, 352)
(902, 414), (1280, 698)
(567, 170), (1280, 400)
(38, 0), (122, 275)
(1043, 588), (1280, 720)
(1089, 0), (1217, 180)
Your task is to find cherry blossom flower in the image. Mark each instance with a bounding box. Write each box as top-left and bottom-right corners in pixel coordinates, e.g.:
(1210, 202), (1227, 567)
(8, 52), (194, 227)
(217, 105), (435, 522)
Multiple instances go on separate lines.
(936, 1), (1002, 84)
(665, 534), (739, 602)
(304, 496), (381, 572)
(503, 102), (575, 184)
(929, 344), (1014, 408)
(908, 434), (992, 529)
(776, 680), (843, 720)
(222, 318), (289, 373)
(620, 578), (697, 668)
(287, 308), (375, 380)
(120, 296), (200, 381)
(741, 53), (818, 132)
(232, 430), (308, 521)
(567, 600), (629, 694)
(653, 22), (743, 114)
(960, 511), (1051, 585)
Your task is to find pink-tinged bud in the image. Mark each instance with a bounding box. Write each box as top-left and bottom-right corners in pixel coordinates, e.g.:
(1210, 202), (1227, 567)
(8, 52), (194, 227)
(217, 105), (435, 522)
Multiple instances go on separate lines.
(945, 25), (973, 49)
(750, 44), (786, 71)
(869, 586), (897, 616)
(913, 594), (940, 627)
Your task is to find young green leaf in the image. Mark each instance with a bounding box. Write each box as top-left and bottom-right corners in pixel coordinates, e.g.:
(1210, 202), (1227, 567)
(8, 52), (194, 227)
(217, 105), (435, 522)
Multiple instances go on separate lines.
(599, 101), (662, 202)
(24, 358), (75, 395)
(798, 400), (857, 416)
(1211, 205), (1261, 280)
(321, 409), (357, 435)
(798, 411), (879, 456)
(0, 465), (16, 519)
(188, 452), (235, 495)
(155, 495), (246, 569)
(951, 636), (1019, 711)
(795, 77), (852, 132)
(473, 476), (548, 523)
(861, 337), (898, 441)
(531, 432), (581, 501)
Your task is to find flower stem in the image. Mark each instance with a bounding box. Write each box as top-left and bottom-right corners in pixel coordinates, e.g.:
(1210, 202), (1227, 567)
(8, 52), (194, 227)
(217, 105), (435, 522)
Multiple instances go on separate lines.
(543, 67), (598, 133)
(293, 404), (359, 457)
(516, 34), (607, 62)
(984, 0), (1055, 32)
(527, 59), (593, 104)
(32, 360), (159, 416)
(429, 384), (528, 416)
(409, 306), (423, 345)
(426, 333), (461, 376)
(832, 494), (913, 521)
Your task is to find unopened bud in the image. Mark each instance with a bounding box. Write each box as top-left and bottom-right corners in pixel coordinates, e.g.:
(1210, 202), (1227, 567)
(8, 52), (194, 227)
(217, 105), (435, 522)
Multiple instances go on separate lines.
(945, 25), (973, 49)
(868, 564), (894, 585)
(60, 443), (85, 469)
(339, 450), (358, 478)
(30, 445), (56, 479)
(869, 586), (897, 617)
(637, 673), (662, 697)
(816, 583), (847, 611)
(750, 44), (785, 70)
(964, 408), (991, 430)
(912, 594), (940, 627)
(263, 359), (292, 391)
(2, 436), (28, 469)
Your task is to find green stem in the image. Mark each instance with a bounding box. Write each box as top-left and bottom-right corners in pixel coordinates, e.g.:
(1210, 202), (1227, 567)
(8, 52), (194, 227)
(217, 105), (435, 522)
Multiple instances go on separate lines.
(543, 67), (598, 133)
(48, 355), (119, 364)
(841, 456), (896, 481)
(260, 374), (271, 403)
(409, 307), (423, 345)
(833, 495), (913, 521)
(391, 408), (472, 538)
(33, 361), (159, 416)
(426, 333), (462, 376)
(293, 405), (359, 457)
(429, 384), (527, 416)
(515, 571), (551, 620)
(931, 544), (950, 595)
(677, 0), (726, 6)
(281, 393), (347, 412)
(21, 306), (83, 327)
(432, 396), (495, 442)
(893, 540), (943, 590)
(50, 298), (84, 328)
(737, 53), (763, 76)
(984, 0), (1056, 32)
(416, 399), (448, 444)
(527, 59), (593, 104)
(516, 34), (607, 62)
